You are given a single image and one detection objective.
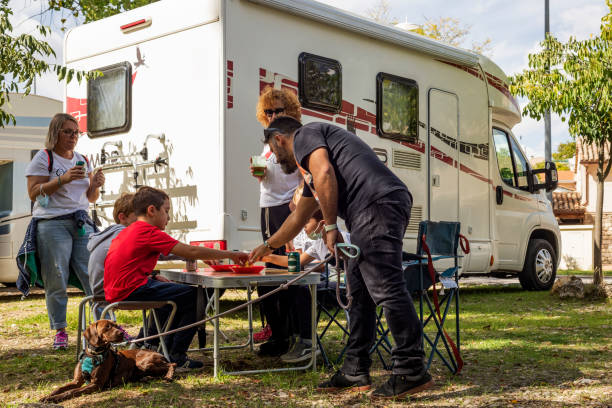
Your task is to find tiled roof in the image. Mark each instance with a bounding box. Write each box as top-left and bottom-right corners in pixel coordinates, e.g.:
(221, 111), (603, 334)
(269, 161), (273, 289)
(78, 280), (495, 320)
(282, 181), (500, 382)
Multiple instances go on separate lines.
(576, 137), (610, 164)
(552, 192), (585, 216)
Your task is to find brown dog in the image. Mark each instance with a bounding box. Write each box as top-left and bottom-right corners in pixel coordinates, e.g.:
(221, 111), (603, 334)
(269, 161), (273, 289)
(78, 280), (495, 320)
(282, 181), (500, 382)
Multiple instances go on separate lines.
(41, 320), (176, 403)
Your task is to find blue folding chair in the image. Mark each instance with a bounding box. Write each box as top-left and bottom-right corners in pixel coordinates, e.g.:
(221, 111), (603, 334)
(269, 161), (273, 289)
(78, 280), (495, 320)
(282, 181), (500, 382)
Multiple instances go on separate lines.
(371, 221), (468, 374)
(413, 220), (467, 374)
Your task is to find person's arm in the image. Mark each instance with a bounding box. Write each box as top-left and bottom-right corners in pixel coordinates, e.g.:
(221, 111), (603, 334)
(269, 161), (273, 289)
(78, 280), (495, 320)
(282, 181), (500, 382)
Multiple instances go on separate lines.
(249, 196), (319, 262)
(305, 148), (340, 253)
(170, 242), (248, 264)
(86, 169), (105, 203)
(27, 165), (86, 201)
(262, 252), (315, 267)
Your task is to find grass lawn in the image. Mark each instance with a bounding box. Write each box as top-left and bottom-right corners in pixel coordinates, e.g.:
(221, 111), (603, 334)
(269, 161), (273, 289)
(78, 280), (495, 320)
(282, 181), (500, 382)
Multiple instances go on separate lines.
(557, 270), (612, 277)
(0, 286), (610, 407)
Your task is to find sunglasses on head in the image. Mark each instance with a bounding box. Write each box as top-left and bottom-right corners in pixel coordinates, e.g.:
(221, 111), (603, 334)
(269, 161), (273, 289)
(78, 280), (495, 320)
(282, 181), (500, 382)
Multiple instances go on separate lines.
(264, 108), (285, 117)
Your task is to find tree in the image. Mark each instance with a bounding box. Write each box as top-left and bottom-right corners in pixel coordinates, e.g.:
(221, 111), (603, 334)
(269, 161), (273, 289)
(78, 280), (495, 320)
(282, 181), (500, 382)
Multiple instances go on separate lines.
(510, 1), (611, 290)
(0, 0), (156, 127)
(47, 0), (158, 24)
(365, 0), (492, 55)
(0, 0), (84, 126)
(552, 141), (576, 162)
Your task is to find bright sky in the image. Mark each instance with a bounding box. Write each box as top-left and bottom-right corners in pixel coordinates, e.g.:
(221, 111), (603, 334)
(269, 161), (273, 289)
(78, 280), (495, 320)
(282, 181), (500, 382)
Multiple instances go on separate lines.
(8, 0), (608, 159)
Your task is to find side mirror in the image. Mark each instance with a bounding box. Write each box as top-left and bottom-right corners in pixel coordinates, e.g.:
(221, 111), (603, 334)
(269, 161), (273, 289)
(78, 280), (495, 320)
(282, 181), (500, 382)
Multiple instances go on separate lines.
(531, 161), (558, 192)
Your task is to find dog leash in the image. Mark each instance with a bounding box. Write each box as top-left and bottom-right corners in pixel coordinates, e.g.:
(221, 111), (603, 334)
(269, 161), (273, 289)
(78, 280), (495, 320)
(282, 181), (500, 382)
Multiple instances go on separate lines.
(333, 243), (360, 310)
(116, 244), (360, 347)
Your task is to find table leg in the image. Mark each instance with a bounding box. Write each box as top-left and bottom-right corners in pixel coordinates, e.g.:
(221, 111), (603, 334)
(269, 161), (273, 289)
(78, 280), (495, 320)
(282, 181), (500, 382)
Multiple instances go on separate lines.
(213, 287), (220, 378)
(196, 285), (206, 349)
(247, 285), (254, 351)
(311, 283), (317, 372)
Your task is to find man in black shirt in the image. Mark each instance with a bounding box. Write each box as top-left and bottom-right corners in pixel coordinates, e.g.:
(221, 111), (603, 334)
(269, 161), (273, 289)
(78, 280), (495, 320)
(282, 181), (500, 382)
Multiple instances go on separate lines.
(249, 116), (432, 398)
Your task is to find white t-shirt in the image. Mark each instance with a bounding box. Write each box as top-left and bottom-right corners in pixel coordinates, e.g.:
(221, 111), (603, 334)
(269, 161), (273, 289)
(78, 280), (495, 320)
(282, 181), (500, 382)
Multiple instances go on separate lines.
(305, 230), (351, 262)
(25, 150), (92, 219)
(293, 229), (314, 253)
(259, 144), (301, 208)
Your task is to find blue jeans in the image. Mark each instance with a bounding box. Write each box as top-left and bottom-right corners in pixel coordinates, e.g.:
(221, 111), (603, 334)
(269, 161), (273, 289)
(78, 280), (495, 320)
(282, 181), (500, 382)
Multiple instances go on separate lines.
(37, 218), (93, 330)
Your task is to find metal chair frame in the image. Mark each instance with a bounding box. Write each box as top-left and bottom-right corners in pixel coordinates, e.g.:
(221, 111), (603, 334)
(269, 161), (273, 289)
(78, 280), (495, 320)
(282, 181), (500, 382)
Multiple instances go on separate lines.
(76, 295), (177, 362)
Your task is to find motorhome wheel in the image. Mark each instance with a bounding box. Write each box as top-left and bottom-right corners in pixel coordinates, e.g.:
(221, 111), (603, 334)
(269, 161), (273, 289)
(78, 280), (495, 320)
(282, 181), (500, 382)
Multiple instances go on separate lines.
(519, 239), (556, 291)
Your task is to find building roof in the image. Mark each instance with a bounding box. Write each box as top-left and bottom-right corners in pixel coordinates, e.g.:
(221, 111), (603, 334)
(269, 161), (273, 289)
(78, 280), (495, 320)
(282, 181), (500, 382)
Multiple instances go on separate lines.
(576, 137), (610, 165)
(552, 192), (585, 216)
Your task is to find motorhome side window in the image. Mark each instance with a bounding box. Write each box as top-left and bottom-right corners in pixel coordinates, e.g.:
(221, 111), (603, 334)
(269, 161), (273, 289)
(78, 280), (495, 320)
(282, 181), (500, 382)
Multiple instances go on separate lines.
(298, 53), (342, 113)
(0, 162), (13, 235)
(87, 62), (132, 137)
(376, 73), (418, 142)
(493, 128), (529, 190)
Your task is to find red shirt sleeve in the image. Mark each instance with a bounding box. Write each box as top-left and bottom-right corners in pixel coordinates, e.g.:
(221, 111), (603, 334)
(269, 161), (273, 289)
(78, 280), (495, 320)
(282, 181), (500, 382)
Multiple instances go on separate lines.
(147, 228), (179, 256)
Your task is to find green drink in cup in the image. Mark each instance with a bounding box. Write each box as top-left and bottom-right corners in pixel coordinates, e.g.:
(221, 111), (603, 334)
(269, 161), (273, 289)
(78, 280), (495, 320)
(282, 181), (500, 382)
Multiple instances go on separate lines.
(251, 155), (266, 177)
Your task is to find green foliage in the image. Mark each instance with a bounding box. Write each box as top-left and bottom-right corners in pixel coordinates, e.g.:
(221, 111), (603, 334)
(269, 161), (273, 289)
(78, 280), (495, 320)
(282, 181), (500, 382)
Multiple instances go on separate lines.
(510, 4), (611, 172)
(47, 0), (158, 24)
(553, 141), (576, 161)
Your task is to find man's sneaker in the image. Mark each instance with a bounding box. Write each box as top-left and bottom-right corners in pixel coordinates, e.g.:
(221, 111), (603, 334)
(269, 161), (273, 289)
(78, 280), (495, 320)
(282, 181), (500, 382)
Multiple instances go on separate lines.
(117, 325), (134, 341)
(53, 330), (68, 350)
(257, 338), (290, 357)
(317, 370), (372, 393)
(371, 372), (433, 399)
(253, 324), (272, 343)
(280, 339), (320, 363)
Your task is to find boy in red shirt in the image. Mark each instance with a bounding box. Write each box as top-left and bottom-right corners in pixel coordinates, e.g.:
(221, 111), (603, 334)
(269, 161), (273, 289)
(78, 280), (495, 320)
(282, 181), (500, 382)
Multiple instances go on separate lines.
(105, 186), (247, 369)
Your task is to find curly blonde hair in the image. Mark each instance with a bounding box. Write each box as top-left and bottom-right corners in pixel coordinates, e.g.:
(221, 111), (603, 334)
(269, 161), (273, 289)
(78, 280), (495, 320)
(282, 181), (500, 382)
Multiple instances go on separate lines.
(256, 87), (302, 127)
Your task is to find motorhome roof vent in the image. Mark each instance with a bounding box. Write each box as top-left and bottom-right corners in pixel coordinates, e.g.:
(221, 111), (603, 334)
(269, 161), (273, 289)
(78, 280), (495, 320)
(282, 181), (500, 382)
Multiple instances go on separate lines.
(392, 149), (421, 170)
(120, 18), (152, 34)
(405, 206), (422, 234)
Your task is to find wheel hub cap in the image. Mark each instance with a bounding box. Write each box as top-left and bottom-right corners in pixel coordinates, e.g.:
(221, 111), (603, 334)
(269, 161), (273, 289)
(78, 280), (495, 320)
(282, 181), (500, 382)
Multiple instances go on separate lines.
(535, 248), (553, 283)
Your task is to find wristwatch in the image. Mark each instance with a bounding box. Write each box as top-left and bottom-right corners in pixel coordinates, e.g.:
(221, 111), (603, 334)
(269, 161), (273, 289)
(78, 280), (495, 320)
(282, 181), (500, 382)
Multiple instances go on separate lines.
(324, 224), (338, 232)
(263, 240), (278, 250)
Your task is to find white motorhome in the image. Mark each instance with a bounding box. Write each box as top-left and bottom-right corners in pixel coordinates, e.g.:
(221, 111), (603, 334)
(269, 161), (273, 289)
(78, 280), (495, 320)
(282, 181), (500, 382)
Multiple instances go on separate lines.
(63, 0), (561, 290)
(0, 94), (62, 284)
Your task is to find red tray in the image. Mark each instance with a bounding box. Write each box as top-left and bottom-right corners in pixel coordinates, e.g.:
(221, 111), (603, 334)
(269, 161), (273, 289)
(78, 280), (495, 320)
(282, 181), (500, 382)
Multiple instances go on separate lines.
(209, 264), (239, 272)
(229, 265), (265, 274)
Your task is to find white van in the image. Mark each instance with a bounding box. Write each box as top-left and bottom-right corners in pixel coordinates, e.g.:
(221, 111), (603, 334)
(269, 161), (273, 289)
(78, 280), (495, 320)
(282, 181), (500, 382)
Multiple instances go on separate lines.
(0, 94), (62, 284)
(63, 0), (561, 290)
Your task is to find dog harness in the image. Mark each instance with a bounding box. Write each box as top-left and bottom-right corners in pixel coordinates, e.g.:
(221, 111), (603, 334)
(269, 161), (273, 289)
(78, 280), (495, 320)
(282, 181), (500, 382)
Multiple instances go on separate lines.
(78, 349), (108, 383)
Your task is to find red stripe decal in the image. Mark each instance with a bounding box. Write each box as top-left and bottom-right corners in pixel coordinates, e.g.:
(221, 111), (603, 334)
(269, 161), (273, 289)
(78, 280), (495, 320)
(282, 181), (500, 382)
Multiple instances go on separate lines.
(335, 117), (346, 125)
(301, 109), (334, 121)
(227, 60), (233, 70)
(281, 78), (299, 87)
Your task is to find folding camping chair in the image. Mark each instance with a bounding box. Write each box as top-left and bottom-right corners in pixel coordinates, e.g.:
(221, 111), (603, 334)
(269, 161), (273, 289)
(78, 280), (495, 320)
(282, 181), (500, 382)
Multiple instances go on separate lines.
(76, 295), (177, 362)
(413, 220), (467, 374)
(316, 262), (351, 369)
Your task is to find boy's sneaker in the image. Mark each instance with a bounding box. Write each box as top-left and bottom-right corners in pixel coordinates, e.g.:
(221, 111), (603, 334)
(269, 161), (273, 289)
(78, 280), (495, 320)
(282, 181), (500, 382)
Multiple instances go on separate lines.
(253, 324), (272, 343)
(280, 339), (320, 363)
(257, 338), (290, 357)
(317, 370), (372, 393)
(53, 330), (68, 350)
(371, 372), (433, 399)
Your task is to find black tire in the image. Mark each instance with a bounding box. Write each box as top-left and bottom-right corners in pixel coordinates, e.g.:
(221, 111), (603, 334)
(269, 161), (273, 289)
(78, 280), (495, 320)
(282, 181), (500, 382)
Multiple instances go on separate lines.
(519, 239), (556, 291)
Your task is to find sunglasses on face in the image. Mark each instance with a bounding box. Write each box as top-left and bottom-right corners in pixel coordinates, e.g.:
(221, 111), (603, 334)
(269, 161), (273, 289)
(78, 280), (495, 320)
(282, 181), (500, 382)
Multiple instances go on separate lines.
(264, 108), (285, 117)
(60, 129), (82, 137)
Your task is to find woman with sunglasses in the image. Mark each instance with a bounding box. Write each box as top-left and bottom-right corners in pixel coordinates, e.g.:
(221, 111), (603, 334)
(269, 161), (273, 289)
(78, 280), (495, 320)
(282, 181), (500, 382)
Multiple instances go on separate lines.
(251, 88), (302, 355)
(23, 113), (104, 350)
